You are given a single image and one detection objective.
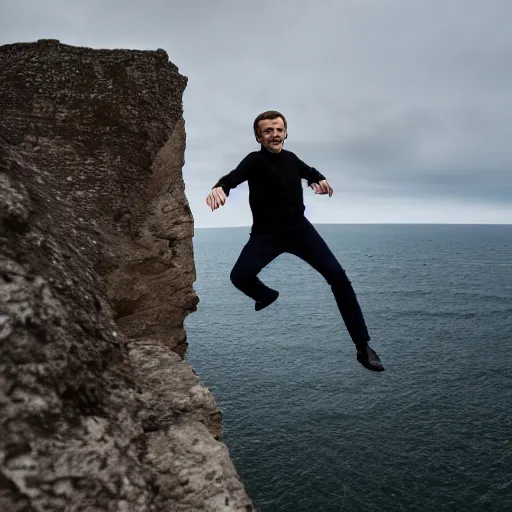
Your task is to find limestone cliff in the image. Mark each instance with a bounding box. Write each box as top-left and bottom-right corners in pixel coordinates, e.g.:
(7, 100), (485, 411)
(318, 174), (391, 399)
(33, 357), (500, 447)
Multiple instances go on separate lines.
(0, 39), (253, 511)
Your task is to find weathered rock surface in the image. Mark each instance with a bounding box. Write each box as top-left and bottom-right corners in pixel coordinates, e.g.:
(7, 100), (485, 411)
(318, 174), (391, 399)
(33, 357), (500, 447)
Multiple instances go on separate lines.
(0, 39), (253, 511)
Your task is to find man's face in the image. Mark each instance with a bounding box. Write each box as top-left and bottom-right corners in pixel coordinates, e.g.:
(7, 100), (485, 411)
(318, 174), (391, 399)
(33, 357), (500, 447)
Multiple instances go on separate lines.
(257, 117), (286, 153)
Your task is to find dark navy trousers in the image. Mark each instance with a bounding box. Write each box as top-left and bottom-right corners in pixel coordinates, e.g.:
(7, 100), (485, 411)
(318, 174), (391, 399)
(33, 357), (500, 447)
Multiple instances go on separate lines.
(229, 217), (371, 346)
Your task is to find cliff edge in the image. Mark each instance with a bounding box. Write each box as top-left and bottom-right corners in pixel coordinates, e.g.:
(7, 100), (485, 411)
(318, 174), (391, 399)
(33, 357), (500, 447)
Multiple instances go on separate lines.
(0, 39), (253, 511)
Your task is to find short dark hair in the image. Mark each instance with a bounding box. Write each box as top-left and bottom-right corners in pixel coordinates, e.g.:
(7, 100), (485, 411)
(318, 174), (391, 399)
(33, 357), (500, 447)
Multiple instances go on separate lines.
(253, 110), (288, 141)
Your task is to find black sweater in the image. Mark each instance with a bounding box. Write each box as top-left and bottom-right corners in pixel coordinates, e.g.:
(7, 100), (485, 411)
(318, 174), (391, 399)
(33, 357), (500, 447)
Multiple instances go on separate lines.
(213, 145), (326, 233)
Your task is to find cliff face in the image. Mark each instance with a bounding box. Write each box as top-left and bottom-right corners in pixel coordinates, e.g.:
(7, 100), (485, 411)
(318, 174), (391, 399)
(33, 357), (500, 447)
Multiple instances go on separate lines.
(0, 40), (253, 511)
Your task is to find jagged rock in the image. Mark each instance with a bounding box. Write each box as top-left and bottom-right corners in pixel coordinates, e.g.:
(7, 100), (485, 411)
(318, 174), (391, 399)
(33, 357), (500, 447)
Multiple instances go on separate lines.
(0, 40), (253, 511)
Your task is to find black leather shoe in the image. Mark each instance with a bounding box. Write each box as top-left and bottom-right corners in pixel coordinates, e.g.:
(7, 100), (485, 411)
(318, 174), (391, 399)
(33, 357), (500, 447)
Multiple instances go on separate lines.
(255, 290), (279, 311)
(356, 344), (385, 372)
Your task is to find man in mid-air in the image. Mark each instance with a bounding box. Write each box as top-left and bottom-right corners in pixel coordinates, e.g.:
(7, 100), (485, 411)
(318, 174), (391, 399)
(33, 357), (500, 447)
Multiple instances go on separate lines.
(205, 110), (384, 372)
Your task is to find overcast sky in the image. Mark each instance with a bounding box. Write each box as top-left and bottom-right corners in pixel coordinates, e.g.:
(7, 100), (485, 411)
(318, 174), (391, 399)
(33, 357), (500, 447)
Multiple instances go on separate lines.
(2, 0), (511, 225)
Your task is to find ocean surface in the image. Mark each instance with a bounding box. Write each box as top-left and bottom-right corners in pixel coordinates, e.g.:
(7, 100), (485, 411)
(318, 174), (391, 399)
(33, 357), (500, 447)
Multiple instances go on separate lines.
(184, 224), (512, 512)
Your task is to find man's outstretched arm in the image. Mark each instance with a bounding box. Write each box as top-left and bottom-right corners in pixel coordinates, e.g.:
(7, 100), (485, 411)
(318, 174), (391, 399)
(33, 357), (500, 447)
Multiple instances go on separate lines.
(292, 153), (334, 197)
(205, 155), (254, 211)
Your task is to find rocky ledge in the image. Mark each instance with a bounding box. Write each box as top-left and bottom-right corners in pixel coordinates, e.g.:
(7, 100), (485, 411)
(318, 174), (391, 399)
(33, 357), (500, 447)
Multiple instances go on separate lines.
(0, 39), (253, 511)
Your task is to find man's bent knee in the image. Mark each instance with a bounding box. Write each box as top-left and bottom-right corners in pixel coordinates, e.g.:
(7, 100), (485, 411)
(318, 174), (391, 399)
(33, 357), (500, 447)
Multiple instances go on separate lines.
(230, 267), (252, 289)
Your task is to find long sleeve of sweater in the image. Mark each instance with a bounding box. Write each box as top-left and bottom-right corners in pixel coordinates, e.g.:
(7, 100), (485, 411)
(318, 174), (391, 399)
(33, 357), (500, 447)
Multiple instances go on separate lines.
(213, 150), (326, 193)
(290, 153), (326, 186)
(212, 154), (254, 196)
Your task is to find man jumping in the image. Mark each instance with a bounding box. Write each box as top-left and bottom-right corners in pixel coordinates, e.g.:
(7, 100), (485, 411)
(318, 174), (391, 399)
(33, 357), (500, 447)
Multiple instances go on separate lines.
(205, 110), (384, 372)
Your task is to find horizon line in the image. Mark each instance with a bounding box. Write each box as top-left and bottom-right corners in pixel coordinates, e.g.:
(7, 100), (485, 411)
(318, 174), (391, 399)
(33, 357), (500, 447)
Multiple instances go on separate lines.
(194, 222), (512, 229)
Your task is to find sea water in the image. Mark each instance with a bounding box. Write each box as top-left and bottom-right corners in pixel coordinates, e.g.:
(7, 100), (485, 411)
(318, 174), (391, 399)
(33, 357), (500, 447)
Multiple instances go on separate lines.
(185, 224), (512, 512)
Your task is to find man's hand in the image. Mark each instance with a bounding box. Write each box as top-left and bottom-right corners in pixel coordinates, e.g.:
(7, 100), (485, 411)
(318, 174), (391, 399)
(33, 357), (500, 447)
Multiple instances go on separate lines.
(206, 186), (227, 211)
(311, 179), (333, 197)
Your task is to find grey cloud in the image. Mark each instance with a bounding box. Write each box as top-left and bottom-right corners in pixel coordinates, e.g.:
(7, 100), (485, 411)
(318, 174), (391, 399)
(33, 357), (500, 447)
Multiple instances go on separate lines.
(286, 94), (512, 204)
(1, 0), (511, 225)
